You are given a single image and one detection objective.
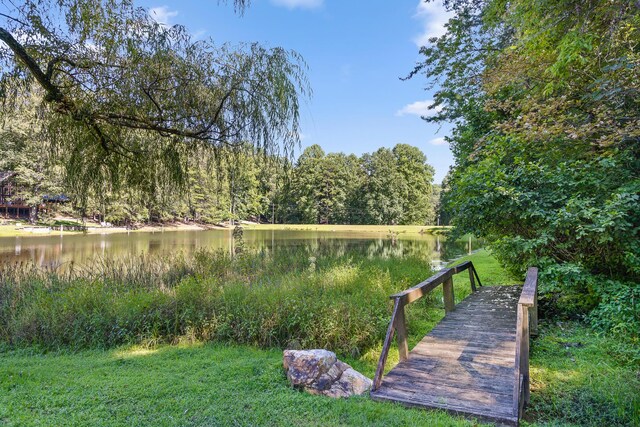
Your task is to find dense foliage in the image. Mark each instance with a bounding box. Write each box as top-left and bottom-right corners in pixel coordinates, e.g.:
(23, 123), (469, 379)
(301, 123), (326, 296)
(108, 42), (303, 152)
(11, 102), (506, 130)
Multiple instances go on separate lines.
(0, 0), (307, 195)
(0, 108), (439, 225)
(414, 0), (639, 335)
(282, 144), (436, 225)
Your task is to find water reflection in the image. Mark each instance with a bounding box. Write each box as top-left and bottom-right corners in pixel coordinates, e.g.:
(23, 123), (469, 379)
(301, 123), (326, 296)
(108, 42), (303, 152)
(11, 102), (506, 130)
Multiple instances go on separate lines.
(0, 229), (483, 269)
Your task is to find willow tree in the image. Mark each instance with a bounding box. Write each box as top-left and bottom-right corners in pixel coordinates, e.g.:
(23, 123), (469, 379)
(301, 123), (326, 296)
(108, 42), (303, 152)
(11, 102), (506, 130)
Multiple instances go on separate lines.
(0, 0), (308, 197)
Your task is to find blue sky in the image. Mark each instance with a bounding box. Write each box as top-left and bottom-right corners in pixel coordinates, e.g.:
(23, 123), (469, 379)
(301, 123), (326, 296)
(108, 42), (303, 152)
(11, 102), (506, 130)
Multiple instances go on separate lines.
(136, 0), (454, 183)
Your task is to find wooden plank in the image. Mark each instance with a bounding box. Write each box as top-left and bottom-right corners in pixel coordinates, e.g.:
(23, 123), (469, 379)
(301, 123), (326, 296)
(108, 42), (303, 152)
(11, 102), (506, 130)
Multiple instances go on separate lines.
(390, 268), (452, 304)
(531, 289), (539, 336)
(385, 365), (514, 395)
(401, 354), (515, 376)
(409, 347), (515, 362)
(443, 276), (455, 313)
(379, 376), (514, 409)
(372, 298), (400, 391)
(418, 336), (516, 351)
(519, 267), (538, 306)
(371, 389), (519, 427)
(409, 349), (516, 366)
(513, 304), (524, 416)
(372, 385), (514, 418)
(394, 302), (408, 362)
(427, 327), (516, 340)
(430, 323), (516, 334)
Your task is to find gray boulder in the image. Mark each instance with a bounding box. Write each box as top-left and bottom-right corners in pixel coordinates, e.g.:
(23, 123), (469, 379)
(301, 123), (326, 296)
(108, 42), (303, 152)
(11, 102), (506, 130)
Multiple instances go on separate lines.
(283, 349), (372, 398)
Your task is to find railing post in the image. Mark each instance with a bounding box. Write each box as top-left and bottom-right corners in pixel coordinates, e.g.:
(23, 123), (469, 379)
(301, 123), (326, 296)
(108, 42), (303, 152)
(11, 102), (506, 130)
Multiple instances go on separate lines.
(522, 305), (530, 406)
(468, 266), (477, 292)
(443, 276), (455, 313)
(372, 298), (401, 392)
(395, 302), (409, 362)
(531, 289), (538, 336)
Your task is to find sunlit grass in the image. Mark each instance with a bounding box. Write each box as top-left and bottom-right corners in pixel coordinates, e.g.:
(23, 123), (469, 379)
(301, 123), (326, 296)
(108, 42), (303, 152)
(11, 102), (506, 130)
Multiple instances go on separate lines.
(525, 322), (639, 426)
(243, 223), (451, 234)
(0, 343), (479, 427)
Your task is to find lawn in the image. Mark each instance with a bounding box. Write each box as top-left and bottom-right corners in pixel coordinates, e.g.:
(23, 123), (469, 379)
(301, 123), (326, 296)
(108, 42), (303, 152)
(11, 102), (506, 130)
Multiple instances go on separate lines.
(242, 223), (451, 234)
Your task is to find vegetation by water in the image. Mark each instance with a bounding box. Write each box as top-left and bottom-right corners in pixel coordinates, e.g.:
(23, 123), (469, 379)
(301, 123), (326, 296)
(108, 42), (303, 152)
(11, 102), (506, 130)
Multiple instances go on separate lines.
(0, 246), (443, 353)
(1, 250), (637, 427)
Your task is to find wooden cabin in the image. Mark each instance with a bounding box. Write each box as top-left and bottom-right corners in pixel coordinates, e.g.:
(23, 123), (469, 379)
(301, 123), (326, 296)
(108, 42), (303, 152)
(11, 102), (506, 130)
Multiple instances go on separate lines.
(0, 171), (30, 218)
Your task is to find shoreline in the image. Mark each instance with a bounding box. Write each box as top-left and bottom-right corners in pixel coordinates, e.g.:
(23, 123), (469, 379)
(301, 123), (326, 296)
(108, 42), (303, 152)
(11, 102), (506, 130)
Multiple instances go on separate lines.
(0, 221), (452, 238)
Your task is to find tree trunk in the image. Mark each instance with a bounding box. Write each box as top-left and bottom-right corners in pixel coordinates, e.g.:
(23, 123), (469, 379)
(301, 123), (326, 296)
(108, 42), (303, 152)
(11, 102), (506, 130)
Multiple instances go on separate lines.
(29, 205), (38, 224)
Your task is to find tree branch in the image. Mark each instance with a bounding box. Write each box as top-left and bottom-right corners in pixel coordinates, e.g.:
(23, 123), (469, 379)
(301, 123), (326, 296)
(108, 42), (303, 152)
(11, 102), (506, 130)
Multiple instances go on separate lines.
(0, 27), (65, 104)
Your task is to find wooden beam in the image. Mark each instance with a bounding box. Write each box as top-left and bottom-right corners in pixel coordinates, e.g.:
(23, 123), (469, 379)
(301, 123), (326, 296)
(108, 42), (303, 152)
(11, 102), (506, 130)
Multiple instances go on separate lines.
(469, 266), (477, 292)
(372, 298), (401, 391)
(395, 302), (409, 362)
(390, 268), (453, 305)
(518, 267), (538, 306)
(443, 276), (455, 313)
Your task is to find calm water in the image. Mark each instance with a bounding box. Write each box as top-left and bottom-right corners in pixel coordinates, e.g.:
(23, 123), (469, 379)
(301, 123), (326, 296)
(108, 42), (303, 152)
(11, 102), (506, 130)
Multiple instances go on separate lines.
(0, 229), (482, 270)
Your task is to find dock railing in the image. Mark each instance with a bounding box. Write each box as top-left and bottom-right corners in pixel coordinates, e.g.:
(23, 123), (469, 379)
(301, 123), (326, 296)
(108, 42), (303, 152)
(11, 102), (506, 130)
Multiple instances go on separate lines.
(513, 267), (538, 417)
(371, 260), (482, 391)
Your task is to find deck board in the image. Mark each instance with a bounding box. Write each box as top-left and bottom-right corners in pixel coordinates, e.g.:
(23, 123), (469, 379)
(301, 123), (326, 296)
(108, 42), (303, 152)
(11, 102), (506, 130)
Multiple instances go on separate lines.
(370, 285), (522, 425)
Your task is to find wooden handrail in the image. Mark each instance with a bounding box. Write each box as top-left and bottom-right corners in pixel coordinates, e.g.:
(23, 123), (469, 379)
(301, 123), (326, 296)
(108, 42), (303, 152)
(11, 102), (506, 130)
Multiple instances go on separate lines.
(372, 261), (480, 391)
(513, 267), (538, 417)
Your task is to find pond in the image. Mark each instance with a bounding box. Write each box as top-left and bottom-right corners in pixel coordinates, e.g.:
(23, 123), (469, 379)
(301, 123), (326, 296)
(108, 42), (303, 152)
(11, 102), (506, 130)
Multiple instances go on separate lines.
(0, 228), (482, 270)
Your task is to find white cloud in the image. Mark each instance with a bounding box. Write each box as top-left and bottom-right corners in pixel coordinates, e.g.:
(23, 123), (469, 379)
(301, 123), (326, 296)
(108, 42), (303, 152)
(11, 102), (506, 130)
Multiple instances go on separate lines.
(271, 0), (323, 9)
(396, 100), (442, 117)
(413, 1), (452, 47)
(429, 137), (447, 146)
(149, 6), (178, 26)
(192, 29), (207, 40)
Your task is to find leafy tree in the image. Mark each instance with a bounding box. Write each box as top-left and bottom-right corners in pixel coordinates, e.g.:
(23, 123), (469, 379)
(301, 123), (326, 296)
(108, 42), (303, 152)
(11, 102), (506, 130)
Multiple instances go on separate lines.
(411, 0), (639, 335)
(0, 0), (308, 196)
(361, 148), (407, 225)
(0, 94), (64, 222)
(392, 143), (435, 225)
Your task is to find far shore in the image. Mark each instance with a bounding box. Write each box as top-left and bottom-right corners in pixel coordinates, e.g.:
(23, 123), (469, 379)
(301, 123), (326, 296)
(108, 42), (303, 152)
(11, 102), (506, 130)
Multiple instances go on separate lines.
(0, 220), (451, 238)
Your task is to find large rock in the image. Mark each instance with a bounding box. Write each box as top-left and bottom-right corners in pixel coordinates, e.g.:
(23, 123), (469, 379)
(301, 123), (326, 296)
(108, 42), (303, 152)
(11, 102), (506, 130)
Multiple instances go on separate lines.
(283, 349), (372, 398)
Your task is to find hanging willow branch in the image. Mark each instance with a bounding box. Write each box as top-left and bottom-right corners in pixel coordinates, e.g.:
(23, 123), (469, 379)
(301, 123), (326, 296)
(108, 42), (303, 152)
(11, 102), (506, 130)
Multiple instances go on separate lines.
(0, 0), (309, 189)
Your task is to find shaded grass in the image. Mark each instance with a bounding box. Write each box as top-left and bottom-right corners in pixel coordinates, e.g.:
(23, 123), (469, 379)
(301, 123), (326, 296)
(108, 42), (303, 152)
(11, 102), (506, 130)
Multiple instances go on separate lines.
(525, 322), (639, 426)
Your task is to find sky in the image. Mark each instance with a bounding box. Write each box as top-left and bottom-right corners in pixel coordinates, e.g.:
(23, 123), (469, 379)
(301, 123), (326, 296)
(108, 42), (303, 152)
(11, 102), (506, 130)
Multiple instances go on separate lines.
(136, 0), (454, 183)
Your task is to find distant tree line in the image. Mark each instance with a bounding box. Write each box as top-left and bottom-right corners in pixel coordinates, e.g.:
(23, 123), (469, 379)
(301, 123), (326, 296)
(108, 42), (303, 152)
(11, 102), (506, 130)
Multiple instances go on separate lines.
(0, 108), (439, 226)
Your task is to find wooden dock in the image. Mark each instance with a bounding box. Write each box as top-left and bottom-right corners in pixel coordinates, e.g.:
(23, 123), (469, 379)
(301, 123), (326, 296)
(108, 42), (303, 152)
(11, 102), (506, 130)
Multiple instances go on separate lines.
(370, 263), (538, 426)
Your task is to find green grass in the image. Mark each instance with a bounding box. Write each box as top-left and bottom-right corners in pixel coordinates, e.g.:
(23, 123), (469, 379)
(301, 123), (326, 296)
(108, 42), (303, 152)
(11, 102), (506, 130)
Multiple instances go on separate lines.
(243, 223), (451, 234)
(525, 322), (639, 426)
(1, 247), (443, 353)
(1, 248), (637, 426)
(0, 344), (476, 427)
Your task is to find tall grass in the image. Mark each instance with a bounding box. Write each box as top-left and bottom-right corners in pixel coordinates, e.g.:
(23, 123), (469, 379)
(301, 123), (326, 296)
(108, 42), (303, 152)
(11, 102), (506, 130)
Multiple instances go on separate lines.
(0, 248), (434, 354)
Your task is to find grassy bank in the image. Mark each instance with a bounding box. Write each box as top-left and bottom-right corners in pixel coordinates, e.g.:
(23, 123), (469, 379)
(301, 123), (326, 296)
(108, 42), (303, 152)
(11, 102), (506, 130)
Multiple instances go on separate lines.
(1, 249), (637, 426)
(1, 247), (442, 353)
(0, 221), (450, 238)
(243, 223), (451, 234)
(0, 221), (214, 238)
